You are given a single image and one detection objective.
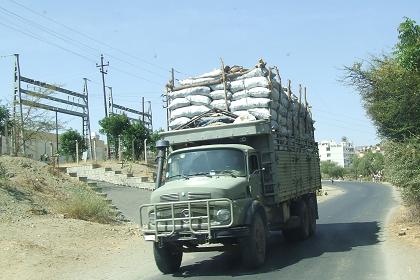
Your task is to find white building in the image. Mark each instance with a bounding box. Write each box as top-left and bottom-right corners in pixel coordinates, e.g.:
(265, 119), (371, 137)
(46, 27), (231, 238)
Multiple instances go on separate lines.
(318, 139), (355, 167)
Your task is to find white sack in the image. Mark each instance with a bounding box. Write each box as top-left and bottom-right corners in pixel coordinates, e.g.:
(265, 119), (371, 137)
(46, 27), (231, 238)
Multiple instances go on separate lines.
(186, 95), (211, 106)
(248, 108), (271, 119)
(170, 105), (210, 119)
(240, 68), (268, 79)
(233, 112), (257, 123)
(232, 87), (271, 101)
(168, 98), (190, 110)
(210, 82), (229, 91)
(169, 117), (190, 129)
(210, 99), (230, 110)
(230, 77), (270, 93)
(197, 69), (222, 78)
(210, 89), (232, 100)
(230, 97), (271, 111)
(169, 86), (211, 99)
(179, 77), (218, 86)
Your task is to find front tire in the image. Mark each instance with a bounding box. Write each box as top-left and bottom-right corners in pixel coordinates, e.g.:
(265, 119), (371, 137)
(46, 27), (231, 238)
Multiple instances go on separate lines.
(240, 212), (267, 269)
(153, 242), (182, 274)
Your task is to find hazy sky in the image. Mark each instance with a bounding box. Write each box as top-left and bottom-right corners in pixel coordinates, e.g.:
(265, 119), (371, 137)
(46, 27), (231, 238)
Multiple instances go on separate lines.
(0, 0), (419, 146)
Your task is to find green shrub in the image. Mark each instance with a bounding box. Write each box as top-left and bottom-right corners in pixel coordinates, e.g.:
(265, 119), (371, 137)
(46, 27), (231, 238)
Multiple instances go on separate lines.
(385, 139), (420, 206)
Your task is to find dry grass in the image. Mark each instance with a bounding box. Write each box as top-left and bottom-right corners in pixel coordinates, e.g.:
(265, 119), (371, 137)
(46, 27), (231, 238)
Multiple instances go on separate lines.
(0, 156), (117, 224)
(395, 205), (420, 224)
(59, 188), (115, 224)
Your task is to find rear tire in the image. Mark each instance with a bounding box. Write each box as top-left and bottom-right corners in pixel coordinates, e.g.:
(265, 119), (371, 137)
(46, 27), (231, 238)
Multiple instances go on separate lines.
(283, 199), (310, 242)
(240, 212), (267, 269)
(153, 242), (182, 274)
(307, 194), (318, 236)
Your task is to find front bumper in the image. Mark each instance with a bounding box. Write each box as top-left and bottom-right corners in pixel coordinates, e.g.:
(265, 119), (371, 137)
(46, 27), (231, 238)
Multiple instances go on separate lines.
(139, 198), (234, 242)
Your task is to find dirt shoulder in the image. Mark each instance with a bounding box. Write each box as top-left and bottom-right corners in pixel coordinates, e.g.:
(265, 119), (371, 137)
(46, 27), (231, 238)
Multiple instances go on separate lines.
(317, 183), (346, 203)
(0, 215), (153, 280)
(383, 184), (420, 280)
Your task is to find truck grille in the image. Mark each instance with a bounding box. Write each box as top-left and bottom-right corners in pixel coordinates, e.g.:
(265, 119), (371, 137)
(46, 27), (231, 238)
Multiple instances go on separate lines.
(188, 192), (211, 200)
(160, 193), (179, 202)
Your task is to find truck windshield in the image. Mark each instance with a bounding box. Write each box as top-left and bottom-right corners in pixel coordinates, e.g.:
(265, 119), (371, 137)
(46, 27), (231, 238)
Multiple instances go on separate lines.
(166, 149), (246, 180)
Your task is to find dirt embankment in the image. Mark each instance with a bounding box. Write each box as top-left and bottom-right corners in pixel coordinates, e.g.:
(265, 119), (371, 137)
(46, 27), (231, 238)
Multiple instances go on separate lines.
(0, 156), (150, 280)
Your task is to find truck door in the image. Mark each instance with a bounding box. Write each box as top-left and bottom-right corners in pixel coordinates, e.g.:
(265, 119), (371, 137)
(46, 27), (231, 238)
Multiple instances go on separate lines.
(248, 153), (263, 198)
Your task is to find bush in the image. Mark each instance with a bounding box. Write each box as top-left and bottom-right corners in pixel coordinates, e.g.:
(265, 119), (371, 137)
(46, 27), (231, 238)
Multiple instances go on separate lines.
(320, 160), (344, 179)
(60, 188), (115, 224)
(384, 139), (420, 206)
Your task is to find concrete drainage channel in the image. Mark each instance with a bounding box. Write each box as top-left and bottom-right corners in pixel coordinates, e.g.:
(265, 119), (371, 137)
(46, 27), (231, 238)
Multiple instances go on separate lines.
(61, 164), (156, 222)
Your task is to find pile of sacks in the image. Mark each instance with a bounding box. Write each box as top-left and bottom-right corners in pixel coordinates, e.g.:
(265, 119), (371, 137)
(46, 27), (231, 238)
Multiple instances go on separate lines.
(167, 61), (314, 140)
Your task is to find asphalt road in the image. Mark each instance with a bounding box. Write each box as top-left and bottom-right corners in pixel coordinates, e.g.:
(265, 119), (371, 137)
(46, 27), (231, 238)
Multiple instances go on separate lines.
(101, 181), (396, 280)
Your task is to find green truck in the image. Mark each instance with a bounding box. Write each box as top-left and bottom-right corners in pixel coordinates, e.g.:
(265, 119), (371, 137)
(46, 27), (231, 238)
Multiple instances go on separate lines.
(139, 118), (321, 273)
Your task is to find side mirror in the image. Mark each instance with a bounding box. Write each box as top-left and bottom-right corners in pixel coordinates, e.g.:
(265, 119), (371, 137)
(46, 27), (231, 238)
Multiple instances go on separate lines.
(251, 167), (265, 175)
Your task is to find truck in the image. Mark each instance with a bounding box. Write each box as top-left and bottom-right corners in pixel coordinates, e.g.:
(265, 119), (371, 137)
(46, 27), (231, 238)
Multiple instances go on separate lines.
(140, 118), (321, 273)
(139, 60), (321, 273)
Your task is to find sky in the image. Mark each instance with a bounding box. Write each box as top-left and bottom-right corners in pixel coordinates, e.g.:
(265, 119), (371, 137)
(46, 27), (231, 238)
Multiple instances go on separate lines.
(0, 0), (419, 146)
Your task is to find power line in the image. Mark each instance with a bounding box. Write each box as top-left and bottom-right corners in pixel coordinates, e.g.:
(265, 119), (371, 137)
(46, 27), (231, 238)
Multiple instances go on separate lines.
(0, 17), (163, 86)
(0, 20), (97, 63)
(7, 0), (184, 76)
(0, 4), (170, 80)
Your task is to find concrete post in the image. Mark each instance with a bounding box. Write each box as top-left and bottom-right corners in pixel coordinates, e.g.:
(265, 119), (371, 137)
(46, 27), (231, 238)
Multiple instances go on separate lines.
(144, 138), (148, 163)
(76, 140), (79, 164)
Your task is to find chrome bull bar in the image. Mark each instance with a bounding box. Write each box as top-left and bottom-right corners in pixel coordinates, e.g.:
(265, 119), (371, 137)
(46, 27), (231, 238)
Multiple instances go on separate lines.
(139, 198), (233, 240)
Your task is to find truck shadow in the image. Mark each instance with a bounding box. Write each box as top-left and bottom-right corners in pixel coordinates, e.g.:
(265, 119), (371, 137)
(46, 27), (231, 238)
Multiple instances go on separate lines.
(172, 221), (381, 278)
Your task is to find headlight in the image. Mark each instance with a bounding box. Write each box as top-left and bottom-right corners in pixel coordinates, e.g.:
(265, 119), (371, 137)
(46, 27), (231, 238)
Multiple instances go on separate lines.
(216, 209), (231, 222)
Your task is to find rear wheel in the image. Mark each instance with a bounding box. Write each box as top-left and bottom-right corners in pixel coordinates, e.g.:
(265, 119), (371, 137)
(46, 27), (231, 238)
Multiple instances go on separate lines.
(240, 212), (267, 269)
(283, 199), (310, 242)
(153, 242), (183, 274)
(307, 194), (318, 236)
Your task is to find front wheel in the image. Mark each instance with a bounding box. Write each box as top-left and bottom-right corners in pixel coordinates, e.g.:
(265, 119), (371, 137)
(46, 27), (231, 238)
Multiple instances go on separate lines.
(153, 242), (183, 274)
(240, 212), (267, 269)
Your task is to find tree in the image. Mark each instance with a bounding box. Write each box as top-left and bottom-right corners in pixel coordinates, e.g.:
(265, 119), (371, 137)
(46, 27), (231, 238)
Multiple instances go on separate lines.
(59, 129), (86, 161)
(11, 88), (65, 155)
(99, 114), (131, 157)
(343, 19), (420, 141)
(148, 128), (163, 153)
(0, 104), (10, 134)
(122, 122), (150, 160)
(394, 17), (420, 72)
(343, 18), (420, 206)
(320, 160), (344, 179)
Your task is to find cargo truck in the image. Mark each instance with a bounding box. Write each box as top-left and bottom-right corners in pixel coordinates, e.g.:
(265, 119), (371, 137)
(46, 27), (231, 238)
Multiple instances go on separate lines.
(139, 117), (321, 273)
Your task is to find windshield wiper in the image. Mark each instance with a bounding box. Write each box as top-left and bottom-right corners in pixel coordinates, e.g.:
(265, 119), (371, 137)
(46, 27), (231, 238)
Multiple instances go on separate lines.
(214, 170), (237, 178)
(186, 172), (212, 178)
(167, 174), (189, 180)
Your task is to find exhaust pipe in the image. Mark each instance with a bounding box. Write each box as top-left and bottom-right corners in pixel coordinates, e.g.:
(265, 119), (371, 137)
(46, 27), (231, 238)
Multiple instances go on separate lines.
(155, 140), (169, 189)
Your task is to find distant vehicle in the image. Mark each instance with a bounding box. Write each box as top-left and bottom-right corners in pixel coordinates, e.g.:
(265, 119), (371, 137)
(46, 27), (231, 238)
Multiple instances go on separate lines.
(139, 62), (321, 273)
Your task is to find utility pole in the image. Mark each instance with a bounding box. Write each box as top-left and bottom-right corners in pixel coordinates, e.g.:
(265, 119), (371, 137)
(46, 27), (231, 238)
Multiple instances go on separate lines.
(97, 55), (110, 159)
(165, 68), (174, 131)
(83, 78), (93, 160)
(13, 54), (25, 156)
(142, 96), (145, 123)
(107, 86), (114, 115)
(55, 110), (59, 153)
(147, 101), (153, 131)
(96, 54), (109, 118)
